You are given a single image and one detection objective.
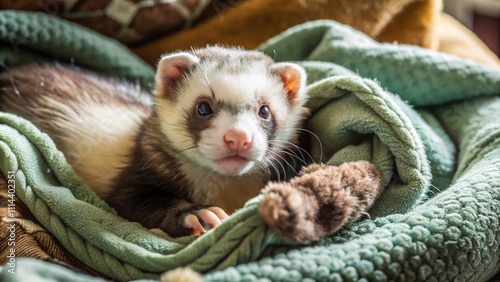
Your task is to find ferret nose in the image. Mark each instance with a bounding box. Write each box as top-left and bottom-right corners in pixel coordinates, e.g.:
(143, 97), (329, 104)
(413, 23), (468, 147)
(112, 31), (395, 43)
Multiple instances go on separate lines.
(224, 129), (252, 152)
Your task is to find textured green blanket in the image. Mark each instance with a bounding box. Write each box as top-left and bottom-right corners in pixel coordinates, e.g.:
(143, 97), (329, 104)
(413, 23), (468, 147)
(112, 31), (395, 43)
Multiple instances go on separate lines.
(1, 12), (500, 282)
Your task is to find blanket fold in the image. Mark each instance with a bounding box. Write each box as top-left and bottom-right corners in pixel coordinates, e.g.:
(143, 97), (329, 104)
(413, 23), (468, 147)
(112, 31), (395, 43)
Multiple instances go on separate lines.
(1, 11), (500, 282)
(260, 20), (500, 106)
(301, 76), (431, 216)
(0, 11), (154, 88)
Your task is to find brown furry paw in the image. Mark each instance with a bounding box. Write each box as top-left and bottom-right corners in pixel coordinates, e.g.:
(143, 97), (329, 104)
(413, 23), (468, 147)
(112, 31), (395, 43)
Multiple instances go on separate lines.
(259, 161), (380, 242)
(259, 182), (319, 242)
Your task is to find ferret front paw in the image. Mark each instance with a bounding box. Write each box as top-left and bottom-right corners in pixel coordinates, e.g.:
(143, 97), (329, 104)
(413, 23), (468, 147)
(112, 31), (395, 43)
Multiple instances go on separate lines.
(158, 206), (229, 237)
(184, 207), (229, 236)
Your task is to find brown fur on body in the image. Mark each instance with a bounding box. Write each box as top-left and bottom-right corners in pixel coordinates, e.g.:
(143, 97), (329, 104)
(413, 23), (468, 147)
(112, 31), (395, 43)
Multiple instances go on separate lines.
(0, 47), (309, 237)
(259, 161), (380, 242)
(0, 62), (379, 242)
(0, 64), (230, 237)
(0, 64), (237, 237)
(0, 64), (153, 193)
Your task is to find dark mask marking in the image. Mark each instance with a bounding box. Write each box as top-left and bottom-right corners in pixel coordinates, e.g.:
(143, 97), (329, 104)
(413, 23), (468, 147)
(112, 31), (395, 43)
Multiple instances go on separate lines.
(185, 98), (218, 144)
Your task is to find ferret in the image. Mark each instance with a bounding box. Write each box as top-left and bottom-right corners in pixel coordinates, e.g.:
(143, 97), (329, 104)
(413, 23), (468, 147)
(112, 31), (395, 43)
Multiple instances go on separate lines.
(0, 47), (308, 237)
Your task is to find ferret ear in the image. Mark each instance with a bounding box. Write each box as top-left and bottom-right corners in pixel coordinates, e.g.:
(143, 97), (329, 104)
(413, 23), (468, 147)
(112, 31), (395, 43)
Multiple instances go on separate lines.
(156, 52), (200, 98)
(271, 63), (306, 102)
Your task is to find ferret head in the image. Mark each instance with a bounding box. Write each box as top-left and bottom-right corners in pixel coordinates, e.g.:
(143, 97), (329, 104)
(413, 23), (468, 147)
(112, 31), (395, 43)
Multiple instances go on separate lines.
(155, 47), (307, 177)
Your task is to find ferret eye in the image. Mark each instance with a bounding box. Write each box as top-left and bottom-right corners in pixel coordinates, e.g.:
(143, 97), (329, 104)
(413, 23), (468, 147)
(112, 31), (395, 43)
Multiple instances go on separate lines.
(258, 105), (270, 119)
(197, 102), (213, 116)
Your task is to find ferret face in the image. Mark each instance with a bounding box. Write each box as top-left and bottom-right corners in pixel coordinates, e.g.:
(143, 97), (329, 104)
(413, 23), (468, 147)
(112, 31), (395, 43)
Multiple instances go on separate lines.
(155, 47), (307, 177)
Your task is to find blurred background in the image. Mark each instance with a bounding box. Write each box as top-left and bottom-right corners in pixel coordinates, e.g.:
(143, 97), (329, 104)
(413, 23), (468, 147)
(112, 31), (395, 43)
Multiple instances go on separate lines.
(444, 0), (500, 56)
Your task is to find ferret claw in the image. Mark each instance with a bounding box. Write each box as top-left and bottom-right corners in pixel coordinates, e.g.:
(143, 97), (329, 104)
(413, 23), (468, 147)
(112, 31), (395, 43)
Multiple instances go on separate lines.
(184, 214), (206, 234)
(197, 209), (222, 228)
(207, 207), (229, 221)
(184, 207), (229, 236)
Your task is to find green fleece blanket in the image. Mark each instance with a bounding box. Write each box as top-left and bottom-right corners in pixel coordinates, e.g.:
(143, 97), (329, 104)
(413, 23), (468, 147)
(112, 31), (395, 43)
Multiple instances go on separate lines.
(1, 11), (500, 282)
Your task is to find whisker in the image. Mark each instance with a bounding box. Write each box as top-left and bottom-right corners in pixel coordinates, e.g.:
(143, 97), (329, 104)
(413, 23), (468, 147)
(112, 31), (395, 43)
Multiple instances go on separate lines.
(280, 127), (324, 163)
(267, 151), (288, 180)
(270, 140), (315, 164)
(268, 142), (307, 166)
(281, 149), (299, 168)
(262, 161), (272, 180)
(251, 160), (272, 180)
(269, 150), (297, 176)
(268, 150), (295, 173)
(267, 157), (281, 182)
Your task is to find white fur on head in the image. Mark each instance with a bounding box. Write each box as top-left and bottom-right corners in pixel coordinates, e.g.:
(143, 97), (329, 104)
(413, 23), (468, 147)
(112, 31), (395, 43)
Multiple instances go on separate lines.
(155, 48), (308, 180)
